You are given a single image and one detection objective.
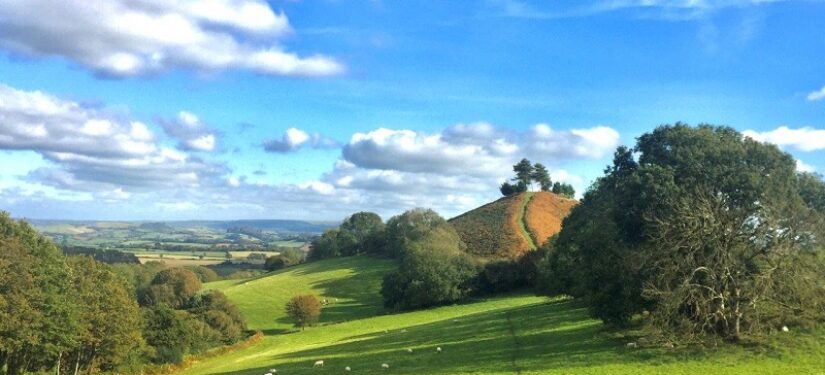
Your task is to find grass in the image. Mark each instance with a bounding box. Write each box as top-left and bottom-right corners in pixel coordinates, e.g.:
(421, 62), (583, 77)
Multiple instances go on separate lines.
(178, 257), (825, 375)
(517, 192), (537, 249)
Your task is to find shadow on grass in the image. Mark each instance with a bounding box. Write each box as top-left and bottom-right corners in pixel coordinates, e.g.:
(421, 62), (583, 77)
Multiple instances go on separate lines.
(208, 299), (682, 375)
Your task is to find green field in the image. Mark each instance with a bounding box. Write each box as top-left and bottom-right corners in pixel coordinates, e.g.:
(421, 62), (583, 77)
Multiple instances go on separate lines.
(177, 256), (825, 375)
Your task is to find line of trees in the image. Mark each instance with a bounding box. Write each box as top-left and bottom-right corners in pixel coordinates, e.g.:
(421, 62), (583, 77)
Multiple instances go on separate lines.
(309, 209), (544, 310)
(500, 158), (574, 198)
(535, 124), (825, 343)
(0, 213), (248, 374)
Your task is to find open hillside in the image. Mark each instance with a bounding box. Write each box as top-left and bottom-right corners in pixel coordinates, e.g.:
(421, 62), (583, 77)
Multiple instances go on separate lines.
(178, 257), (825, 375)
(449, 192), (576, 259)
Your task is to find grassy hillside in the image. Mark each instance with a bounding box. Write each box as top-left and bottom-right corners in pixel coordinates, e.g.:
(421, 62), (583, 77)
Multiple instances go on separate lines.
(206, 256), (396, 332)
(450, 192), (574, 259)
(179, 257), (825, 375)
(525, 191), (577, 246)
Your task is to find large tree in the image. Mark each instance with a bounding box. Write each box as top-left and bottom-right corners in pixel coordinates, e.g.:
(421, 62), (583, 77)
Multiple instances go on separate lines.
(539, 124), (825, 342)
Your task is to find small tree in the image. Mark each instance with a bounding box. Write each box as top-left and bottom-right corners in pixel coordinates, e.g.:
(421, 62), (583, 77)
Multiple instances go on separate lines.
(512, 158), (534, 188)
(285, 295), (321, 330)
(531, 163), (552, 191)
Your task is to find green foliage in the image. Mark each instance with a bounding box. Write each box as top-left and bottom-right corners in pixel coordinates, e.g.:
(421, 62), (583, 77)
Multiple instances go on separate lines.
(513, 158), (535, 187)
(539, 124), (825, 341)
(551, 182), (575, 198)
(67, 256), (144, 373)
(285, 295), (322, 330)
(381, 209), (477, 309)
(185, 265), (221, 283)
(309, 212), (386, 260)
(532, 163), (553, 191)
(139, 267), (202, 309)
(265, 247), (306, 271)
(0, 212), (80, 375)
(141, 304), (192, 364)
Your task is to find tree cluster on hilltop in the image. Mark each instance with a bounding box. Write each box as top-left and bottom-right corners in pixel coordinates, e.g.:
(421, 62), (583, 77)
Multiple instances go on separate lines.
(0, 212), (249, 374)
(500, 158), (574, 198)
(535, 124), (825, 343)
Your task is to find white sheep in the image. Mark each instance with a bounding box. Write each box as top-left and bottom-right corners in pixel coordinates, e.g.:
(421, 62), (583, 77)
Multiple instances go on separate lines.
(400, 329), (407, 333)
(626, 342), (637, 349)
(782, 325), (789, 332)
(436, 346), (442, 353)
(269, 369), (277, 373)
(406, 348), (413, 354)
(345, 366), (351, 371)
(264, 373), (271, 375)
(381, 363), (390, 369)
(314, 360), (324, 367)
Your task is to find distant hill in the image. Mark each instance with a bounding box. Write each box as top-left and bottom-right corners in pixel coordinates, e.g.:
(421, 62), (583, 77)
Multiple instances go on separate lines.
(449, 192), (576, 259)
(173, 219), (336, 234)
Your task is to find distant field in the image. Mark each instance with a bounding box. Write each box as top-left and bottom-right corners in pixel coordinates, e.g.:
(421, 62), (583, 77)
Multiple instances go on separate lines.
(177, 257), (825, 375)
(138, 257), (226, 266)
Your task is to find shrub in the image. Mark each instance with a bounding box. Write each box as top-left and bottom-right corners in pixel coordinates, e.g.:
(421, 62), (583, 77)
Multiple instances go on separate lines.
(285, 295), (321, 330)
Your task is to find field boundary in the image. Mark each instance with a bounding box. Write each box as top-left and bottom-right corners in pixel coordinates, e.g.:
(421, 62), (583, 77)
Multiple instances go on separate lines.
(518, 193), (537, 249)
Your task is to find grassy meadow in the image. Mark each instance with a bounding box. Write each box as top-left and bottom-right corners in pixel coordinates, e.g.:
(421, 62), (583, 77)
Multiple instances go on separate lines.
(178, 257), (825, 375)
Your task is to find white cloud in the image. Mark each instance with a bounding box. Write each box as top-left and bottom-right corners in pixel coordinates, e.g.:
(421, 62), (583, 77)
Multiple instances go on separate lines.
(158, 111), (218, 152)
(807, 86), (825, 102)
(0, 83), (226, 192)
(263, 127), (339, 153)
(526, 124), (620, 159)
(796, 159), (816, 173)
(743, 126), (825, 152)
(0, 0), (343, 77)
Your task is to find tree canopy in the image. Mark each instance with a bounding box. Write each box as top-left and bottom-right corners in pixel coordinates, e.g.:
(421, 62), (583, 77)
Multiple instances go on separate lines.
(537, 124), (825, 342)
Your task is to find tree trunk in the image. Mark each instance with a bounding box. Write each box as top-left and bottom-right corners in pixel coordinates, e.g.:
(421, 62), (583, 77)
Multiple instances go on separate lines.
(56, 352), (61, 375)
(73, 351), (80, 375)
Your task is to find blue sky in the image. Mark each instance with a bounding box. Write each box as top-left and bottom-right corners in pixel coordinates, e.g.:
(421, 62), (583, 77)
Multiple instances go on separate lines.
(0, 0), (824, 221)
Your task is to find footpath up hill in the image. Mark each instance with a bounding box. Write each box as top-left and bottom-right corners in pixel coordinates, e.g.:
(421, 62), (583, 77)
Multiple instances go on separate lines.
(449, 191), (576, 259)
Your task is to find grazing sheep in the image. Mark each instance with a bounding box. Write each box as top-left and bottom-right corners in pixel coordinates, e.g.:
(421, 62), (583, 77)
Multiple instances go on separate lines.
(381, 363), (390, 369)
(626, 342), (637, 349)
(436, 347), (442, 353)
(400, 329), (407, 333)
(264, 373), (271, 375)
(782, 325), (789, 332)
(345, 366), (351, 371)
(406, 348), (413, 354)
(663, 342), (675, 349)
(314, 360), (324, 367)
(269, 369), (277, 373)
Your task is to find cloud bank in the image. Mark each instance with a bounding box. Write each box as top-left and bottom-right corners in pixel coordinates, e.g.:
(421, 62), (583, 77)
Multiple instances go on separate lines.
(0, 0), (344, 77)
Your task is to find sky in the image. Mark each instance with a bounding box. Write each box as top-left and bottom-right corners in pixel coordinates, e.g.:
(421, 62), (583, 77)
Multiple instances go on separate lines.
(0, 0), (824, 221)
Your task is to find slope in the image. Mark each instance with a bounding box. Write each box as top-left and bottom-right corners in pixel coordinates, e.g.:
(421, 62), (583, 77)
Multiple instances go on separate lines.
(206, 256), (396, 332)
(448, 193), (530, 259)
(179, 257), (825, 375)
(450, 192), (575, 259)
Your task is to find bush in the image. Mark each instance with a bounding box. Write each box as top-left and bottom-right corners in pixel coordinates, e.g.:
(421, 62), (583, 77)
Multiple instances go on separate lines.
(285, 294), (321, 330)
(139, 268), (202, 309)
(382, 247), (478, 310)
(185, 265), (220, 282)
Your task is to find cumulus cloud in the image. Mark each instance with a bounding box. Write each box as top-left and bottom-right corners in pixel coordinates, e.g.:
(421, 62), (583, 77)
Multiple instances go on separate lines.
(263, 128), (339, 153)
(0, 0), (344, 77)
(0, 83), (226, 192)
(342, 123), (618, 176)
(743, 126), (825, 152)
(807, 86), (825, 102)
(159, 111), (218, 152)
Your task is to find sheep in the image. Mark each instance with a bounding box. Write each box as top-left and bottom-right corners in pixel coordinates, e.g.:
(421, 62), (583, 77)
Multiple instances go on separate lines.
(626, 342), (637, 349)
(782, 325), (789, 332)
(400, 329), (407, 333)
(436, 346), (442, 353)
(383, 329), (389, 333)
(406, 348), (413, 354)
(381, 363), (390, 369)
(345, 366), (351, 371)
(269, 369), (277, 373)
(313, 360), (324, 367)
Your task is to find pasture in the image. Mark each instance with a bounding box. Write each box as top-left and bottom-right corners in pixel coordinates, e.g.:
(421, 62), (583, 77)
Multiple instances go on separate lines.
(177, 257), (825, 375)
